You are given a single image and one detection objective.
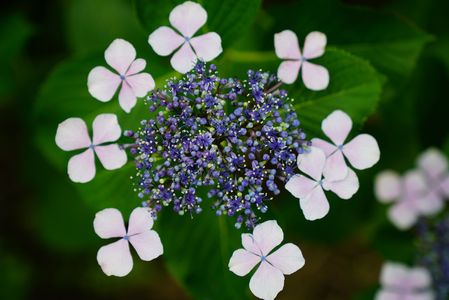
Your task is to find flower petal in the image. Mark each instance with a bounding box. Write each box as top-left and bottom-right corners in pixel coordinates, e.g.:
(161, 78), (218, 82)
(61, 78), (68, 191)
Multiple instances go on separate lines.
(285, 174), (317, 199)
(118, 83), (137, 113)
(170, 42), (197, 74)
(388, 201), (418, 230)
(274, 30), (302, 60)
(266, 243), (305, 275)
(126, 58), (146, 76)
(95, 144), (127, 170)
(299, 186), (330, 221)
(93, 208), (126, 239)
(343, 134), (380, 170)
(406, 292), (435, 300)
(323, 150), (349, 181)
(105, 39), (136, 75)
(249, 261), (285, 300)
(375, 170), (402, 203)
(126, 73), (155, 97)
(129, 230), (163, 261)
(127, 207), (154, 235)
(441, 174), (449, 197)
(408, 267), (432, 289)
(242, 233), (262, 256)
(92, 113), (122, 144)
(97, 239), (133, 277)
(228, 248), (260, 276)
(277, 60), (301, 84)
(311, 138), (337, 157)
(252, 220), (284, 256)
(374, 290), (401, 300)
(297, 147), (326, 181)
(190, 32), (222, 61)
(417, 148), (448, 180)
(87, 66), (121, 102)
(302, 31), (327, 59)
(67, 148), (96, 183)
(379, 261), (408, 288)
(415, 191), (444, 216)
(169, 1), (207, 37)
(148, 26), (185, 56)
(325, 168), (359, 199)
(55, 118), (91, 151)
(301, 61), (329, 91)
(403, 170), (428, 197)
(321, 110), (352, 146)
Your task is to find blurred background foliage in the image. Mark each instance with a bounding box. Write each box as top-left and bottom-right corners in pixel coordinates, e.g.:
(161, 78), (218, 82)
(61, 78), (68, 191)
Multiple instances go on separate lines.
(1, 0), (449, 299)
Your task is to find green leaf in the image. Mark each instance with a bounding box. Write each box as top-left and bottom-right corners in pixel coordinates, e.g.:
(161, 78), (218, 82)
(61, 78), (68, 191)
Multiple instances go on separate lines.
(134, 0), (261, 47)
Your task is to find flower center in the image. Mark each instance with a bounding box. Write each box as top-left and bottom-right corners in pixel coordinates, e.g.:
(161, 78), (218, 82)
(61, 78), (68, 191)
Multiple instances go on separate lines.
(260, 255), (266, 262)
(120, 74), (126, 81)
(337, 144), (344, 150)
(123, 235), (129, 241)
(184, 36), (190, 42)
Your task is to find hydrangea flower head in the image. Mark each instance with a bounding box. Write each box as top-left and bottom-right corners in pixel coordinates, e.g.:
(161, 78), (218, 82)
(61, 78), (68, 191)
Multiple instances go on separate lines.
(55, 113), (127, 183)
(228, 220), (305, 300)
(130, 62), (308, 228)
(88, 39), (155, 113)
(148, 1), (222, 74)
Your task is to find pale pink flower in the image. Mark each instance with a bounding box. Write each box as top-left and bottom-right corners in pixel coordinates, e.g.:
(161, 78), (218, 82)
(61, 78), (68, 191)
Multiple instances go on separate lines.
(312, 110), (380, 181)
(285, 147), (359, 221)
(148, 1), (222, 74)
(88, 39), (155, 113)
(274, 30), (329, 90)
(376, 262), (434, 300)
(55, 114), (127, 183)
(229, 220), (305, 300)
(94, 207), (163, 277)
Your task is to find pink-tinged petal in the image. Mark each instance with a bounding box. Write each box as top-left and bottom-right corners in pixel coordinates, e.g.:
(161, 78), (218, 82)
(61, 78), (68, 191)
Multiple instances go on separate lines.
(94, 144), (127, 170)
(170, 43), (197, 74)
(285, 174), (317, 199)
(97, 239), (133, 277)
(118, 83), (137, 113)
(148, 26), (184, 56)
(92, 113), (121, 144)
(415, 191), (444, 216)
(95, 211), (117, 238)
(87, 66), (121, 102)
(321, 110), (352, 146)
(405, 292), (435, 300)
(93, 208), (126, 239)
(249, 261), (285, 300)
(126, 58), (146, 76)
(297, 147), (326, 181)
(252, 220), (284, 256)
(311, 138), (337, 157)
(375, 290), (401, 300)
(228, 248), (260, 276)
(277, 60), (301, 84)
(274, 30), (302, 60)
(127, 207), (154, 235)
(388, 201), (418, 230)
(380, 262), (408, 288)
(343, 134), (380, 170)
(105, 39), (136, 75)
(325, 168), (359, 200)
(190, 32), (222, 61)
(302, 31), (327, 59)
(169, 1), (207, 37)
(375, 170), (402, 203)
(242, 234), (262, 256)
(417, 148), (448, 179)
(126, 73), (155, 97)
(408, 267), (432, 289)
(299, 186), (330, 221)
(67, 148), (95, 183)
(266, 243), (305, 275)
(440, 174), (449, 197)
(129, 230), (163, 261)
(55, 118), (91, 151)
(403, 170), (428, 197)
(302, 61), (329, 91)
(323, 151), (349, 181)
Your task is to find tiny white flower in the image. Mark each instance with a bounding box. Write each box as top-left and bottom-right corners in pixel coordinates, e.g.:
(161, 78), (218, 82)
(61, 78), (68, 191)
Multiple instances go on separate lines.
(148, 1), (223, 74)
(274, 30), (329, 90)
(94, 207), (163, 277)
(228, 220), (305, 300)
(285, 147), (359, 221)
(88, 39), (155, 113)
(376, 262), (434, 300)
(55, 114), (127, 183)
